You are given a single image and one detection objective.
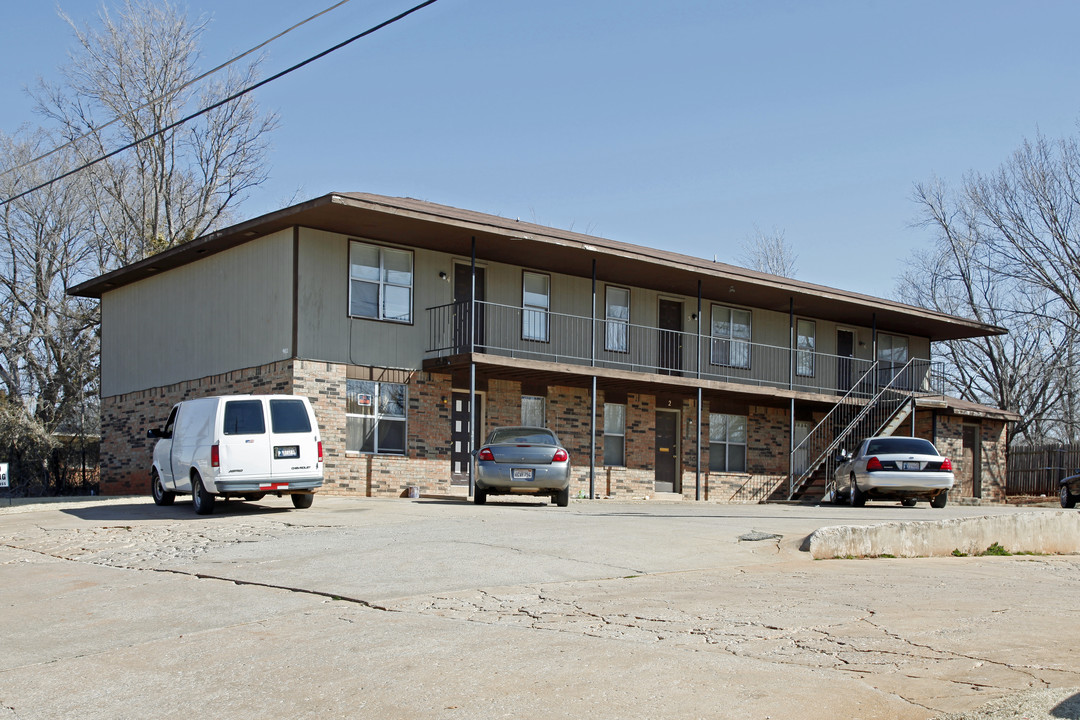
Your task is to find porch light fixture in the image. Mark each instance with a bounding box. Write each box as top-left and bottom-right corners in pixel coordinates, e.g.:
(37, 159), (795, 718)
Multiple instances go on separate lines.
(729, 285), (736, 294)
(438, 271), (448, 281)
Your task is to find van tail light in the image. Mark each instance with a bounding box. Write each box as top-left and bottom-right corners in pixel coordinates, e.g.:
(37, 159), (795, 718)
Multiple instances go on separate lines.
(211, 444), (220, 468)
(318, 441), (324, 464)
(941, 457), (953, 471)
(866, 456), (883, 471)
(552, 449), (569, 462)
(478, 448), (495, 461)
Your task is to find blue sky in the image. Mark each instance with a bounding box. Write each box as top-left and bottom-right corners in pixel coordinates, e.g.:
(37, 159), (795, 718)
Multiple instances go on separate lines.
(3, 0), (1080, 297)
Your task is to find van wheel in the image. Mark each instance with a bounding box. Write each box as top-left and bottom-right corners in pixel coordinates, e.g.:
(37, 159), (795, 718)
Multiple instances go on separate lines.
(151, 470), (175, 506)
(192, 474), (216, 515)
(243, 493), (266, 502)
(901, 498), (917, 507)
(291, 493), (314, 509)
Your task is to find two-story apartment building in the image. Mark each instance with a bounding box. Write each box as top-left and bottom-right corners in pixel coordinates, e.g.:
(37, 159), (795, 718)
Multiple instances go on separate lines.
(71, 193), (1016, 504)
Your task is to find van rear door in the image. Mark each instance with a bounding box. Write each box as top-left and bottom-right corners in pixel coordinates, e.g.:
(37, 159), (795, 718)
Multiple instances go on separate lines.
(267, 398), (320, 481)
(218, 399), (272, 481)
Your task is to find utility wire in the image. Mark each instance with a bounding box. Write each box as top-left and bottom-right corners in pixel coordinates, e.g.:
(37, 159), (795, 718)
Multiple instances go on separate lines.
(0, 0), (355, 180)
(0, 0), (440, 208)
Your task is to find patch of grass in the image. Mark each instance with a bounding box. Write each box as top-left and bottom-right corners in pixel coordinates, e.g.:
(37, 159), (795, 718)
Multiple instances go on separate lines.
(980, 542), (1011, 556)
(952, 549), (968, 557)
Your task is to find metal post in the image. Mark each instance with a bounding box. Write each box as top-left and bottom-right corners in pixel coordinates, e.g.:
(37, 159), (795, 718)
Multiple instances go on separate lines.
(590, 259), (597, 500)
(468, 236), (477, 498)
(788, 298), (795, 497)
(696, 280), (702, 501)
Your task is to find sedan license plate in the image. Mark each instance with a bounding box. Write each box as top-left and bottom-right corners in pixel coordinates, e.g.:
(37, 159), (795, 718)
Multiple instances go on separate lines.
(903, 461), (920, 471)
(274, 445), (300, 459)
(512, 468), (534, 481)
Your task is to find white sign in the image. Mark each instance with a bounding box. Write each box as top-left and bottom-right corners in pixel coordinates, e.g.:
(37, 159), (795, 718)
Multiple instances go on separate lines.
(0, 463), (8, 488)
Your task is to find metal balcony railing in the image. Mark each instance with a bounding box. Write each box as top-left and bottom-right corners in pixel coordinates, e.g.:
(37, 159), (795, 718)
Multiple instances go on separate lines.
(426, 301), (946, 399)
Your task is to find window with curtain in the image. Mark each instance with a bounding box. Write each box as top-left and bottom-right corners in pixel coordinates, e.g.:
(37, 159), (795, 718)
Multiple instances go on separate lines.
(710, 305), (751, 368)
(522, 272), (550, 342)
(709, 413), (747, 472)
(348, 242), (413, 322)
(796, 319), (816, 377)
(605, 286), (630, 352)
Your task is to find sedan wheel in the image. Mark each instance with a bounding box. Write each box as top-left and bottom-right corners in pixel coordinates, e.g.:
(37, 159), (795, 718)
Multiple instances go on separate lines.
(1062, 485), (1077, 509)
(554, 486), (570, 507)
(849, 476), (867, 507)
(931, 491), (948, 509)
(473, 488), (487, 505)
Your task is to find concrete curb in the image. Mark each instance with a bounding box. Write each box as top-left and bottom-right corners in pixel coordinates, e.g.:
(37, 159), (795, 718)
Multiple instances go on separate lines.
(807, 510), (1080, 559)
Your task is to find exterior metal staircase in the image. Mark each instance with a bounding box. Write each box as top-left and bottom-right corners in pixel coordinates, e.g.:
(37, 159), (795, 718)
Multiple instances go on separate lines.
(786, 358), (935, 502)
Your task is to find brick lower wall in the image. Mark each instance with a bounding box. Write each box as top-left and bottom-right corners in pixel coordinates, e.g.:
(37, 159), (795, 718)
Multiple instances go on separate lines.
(99, 359), (1010, 504)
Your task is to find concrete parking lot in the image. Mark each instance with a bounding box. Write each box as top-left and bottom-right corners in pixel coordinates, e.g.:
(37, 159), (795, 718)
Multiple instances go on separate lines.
(1, 495), (1078, 719)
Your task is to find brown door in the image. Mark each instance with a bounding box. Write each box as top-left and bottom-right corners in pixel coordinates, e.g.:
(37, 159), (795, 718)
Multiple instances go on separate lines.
(655, 410), (679, 493)
(658, 299), (682, 375)
(962, 424), (982, 498)
(837, 329), (855, 392)
(450, 391), (483, 484)
(453, 264), (485, 352)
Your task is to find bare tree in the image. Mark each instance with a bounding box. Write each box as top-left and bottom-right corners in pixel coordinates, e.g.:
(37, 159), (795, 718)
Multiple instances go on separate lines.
(739, 226), (798, 277)
(32, 0), (277, 266)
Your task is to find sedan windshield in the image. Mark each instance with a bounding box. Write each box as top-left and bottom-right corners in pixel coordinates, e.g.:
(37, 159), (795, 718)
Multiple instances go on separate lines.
(866, 438), (938, 456)
(488, 428), (557, 445)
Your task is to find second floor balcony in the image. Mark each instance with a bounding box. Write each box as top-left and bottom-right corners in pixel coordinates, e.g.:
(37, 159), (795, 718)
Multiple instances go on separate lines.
(425, 301), (945, 399)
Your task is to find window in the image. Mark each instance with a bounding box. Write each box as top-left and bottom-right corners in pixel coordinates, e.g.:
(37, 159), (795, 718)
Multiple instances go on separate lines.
(522, 272), (550, 342)
(603, 403), (626, 466)
(605, 286), (630, 352)
(349, 242), (413, 322)
(710, 305), (751, 368)
(346, 380), (407, 454)
(877, 333), (911, 388)
(223, 400), (266, 435)
(269, 399), (312, 434)
(709, 413), (747, 472)
(796, 319), (816, 377)
(521, 395), (546, 426)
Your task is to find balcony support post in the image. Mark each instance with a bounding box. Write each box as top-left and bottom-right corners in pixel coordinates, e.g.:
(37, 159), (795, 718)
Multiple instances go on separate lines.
(788, 297), (795, 497)
(590, 259), (597, 500)
(468, 236), (477, 499)
(696, 280), (702, 501)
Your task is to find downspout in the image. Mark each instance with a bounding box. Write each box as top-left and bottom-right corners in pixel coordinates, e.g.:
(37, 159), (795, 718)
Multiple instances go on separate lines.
(468, 236), (477, 499)
(590, 259), (597, 500)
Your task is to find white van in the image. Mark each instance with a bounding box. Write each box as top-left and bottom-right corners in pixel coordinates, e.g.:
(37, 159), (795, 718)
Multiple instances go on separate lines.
(147, 395), (323, 514)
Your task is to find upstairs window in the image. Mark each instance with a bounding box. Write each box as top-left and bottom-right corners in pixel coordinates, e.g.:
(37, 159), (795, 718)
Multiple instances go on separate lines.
(796, 319), (816, 377)
(710, 305), (751, 368)
(349, 242), (413, 323)
(605, 286), (630, 352)
(522, 272), (550, 342)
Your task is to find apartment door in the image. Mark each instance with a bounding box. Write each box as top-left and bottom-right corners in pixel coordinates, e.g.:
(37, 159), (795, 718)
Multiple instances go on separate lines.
(450, 391), (484, 485)
(453, 264), (485, 352)
(655, 410), (680, 493)
(658, 299), (683, 375)
(836, 329), (855, 392)
(962, 424), (982, 498)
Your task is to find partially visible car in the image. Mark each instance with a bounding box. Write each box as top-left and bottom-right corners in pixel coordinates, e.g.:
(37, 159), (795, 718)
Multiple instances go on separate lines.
(473, 426), (572, 507)
(1060, 473), (1080, 508)
(834, 436), (954, 508)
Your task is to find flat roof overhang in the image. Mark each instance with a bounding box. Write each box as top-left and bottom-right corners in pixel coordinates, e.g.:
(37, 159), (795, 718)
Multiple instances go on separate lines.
(69, 192), (1006, 342)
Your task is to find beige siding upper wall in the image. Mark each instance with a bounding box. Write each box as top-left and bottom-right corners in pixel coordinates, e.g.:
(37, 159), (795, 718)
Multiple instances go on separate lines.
(101, 231), (293, 397)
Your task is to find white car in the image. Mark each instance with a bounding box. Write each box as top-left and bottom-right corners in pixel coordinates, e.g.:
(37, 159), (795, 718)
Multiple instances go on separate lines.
(147, 395), (323, 514)
(834, 436), (954, 508)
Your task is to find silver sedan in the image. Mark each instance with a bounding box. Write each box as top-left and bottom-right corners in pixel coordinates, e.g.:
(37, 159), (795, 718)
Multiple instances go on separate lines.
(834, 436), (954, 508)
(473, 426), (571, 507)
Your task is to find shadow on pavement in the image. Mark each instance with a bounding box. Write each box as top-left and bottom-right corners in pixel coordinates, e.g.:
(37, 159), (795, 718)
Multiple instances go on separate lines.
(1053, 692), (1080, 718)
(62, 501), (294, 521)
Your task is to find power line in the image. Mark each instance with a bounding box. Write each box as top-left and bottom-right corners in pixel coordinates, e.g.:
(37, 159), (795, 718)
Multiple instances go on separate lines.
(0, 0), (356, 180)
(0, 0), (440, 208)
